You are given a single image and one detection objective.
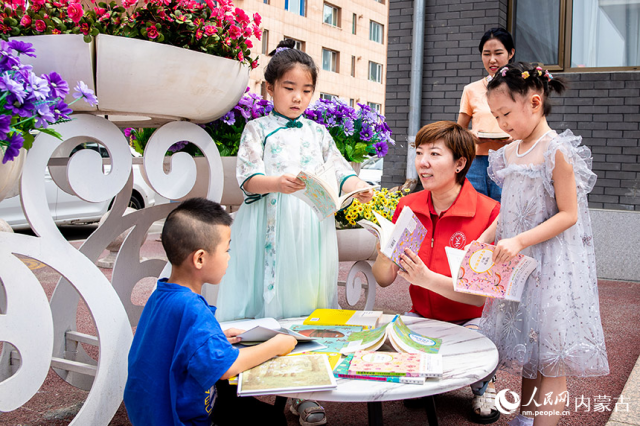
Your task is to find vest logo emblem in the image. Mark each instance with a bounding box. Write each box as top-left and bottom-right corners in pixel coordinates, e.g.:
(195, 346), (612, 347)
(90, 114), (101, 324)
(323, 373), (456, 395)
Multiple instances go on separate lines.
(449, 231), (466, 249)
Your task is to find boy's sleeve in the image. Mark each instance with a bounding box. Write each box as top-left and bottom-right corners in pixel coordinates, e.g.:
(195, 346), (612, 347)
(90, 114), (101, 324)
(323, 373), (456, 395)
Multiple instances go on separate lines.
(188, 330), (239, 391)
(237, 121), (266, 196)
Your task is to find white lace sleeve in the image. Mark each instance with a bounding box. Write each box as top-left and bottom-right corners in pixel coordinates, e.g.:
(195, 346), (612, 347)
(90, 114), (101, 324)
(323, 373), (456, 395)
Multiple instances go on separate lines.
(487, 146), (507, 187)
(236, 121), (266, 196)
(542, 129), (597, 198)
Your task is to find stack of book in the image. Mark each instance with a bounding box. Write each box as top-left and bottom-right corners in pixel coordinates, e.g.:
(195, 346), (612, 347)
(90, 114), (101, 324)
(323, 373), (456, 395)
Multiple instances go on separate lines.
(334, 351), (443, 385)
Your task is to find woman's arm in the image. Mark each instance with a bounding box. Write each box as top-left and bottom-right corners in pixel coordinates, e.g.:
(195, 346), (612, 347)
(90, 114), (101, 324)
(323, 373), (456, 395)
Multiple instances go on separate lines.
(493, 150), (578, 263)
(398, 249), (486, 307)
(457, 112), (471, 129)
(371, 244), (400, 287)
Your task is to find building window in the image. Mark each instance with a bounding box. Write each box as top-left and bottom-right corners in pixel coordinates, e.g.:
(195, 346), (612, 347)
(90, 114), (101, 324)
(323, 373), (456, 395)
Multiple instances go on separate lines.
(352, 13), (357, 34)
(510, 0), (640, 70)
(261, 30), (269, 55)
(285, 0), (305, 16)
(322, 48), (339, 73)
(351, 55), (356, 77)
(369, 21), (383, 44)
(284, 37), (305, 52)
(320, 93), (338, 101)
(349, 98), (355, 107)
(369, 61), (382, 83)
(323, 3), (340, 27)
(367, 102), (381, 112)
(263, 0), (269, 4)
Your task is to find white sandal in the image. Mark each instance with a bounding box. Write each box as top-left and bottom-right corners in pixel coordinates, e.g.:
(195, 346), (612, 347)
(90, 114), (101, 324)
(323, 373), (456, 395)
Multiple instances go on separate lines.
(470, 379), (500, 424)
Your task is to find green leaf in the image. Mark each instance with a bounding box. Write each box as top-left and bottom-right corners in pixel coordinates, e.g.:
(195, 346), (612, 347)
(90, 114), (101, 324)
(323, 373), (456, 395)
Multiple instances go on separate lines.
(83, 34), (92, 43)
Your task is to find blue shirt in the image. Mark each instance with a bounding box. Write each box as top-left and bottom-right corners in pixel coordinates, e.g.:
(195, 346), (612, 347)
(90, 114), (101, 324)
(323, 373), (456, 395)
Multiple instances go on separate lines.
(124, 279), (239, 426)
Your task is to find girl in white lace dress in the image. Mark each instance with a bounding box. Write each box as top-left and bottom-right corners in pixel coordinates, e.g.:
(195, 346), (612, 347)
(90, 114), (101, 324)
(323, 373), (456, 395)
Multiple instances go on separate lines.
(480, 63), (609, 426)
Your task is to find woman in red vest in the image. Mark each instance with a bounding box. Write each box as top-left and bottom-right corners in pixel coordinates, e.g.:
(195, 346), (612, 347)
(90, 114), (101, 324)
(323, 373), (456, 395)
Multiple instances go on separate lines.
(372, 121), (500, 423)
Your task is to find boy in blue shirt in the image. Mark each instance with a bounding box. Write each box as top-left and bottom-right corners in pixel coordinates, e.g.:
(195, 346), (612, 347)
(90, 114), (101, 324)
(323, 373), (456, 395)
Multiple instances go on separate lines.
(124, 198), (297, 426)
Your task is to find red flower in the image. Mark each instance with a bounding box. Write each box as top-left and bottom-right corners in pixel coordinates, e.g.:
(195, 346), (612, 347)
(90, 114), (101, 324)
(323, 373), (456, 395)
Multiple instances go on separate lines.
(195, 28), (203, 40)
(253, 26), (261, 39)
(228, 24), (240, 39)
(35, 19), (46, 32)
(80, 22), (89, 34)
(122, 0), (136, 8)
(19, 15), (31, 27)
(67, 2), (83, 23)
(237, 51), (243, 61)
(252, 12), (261, 26)
(204, 25), (215, 36)
(251, 59), (258, 69)
(146, 25), (158, 39)
(52, 28), (61, 34)
(245, 39), (252, 48)
(94, 6), (106, 15)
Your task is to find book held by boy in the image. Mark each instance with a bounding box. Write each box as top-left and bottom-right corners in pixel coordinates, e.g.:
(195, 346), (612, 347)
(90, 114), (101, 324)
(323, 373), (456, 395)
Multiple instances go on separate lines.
(237, 354), (337, 396)
(303, 309), (384, 328)
(340, 315), (442, 355)
(288, 325), (364, 353)
(445, 240), (538, 302)
(357, 207), (428, 272)
(348, 350), (442, 378)
(333, 354), (427, 385)
(294, 164), (375, 220)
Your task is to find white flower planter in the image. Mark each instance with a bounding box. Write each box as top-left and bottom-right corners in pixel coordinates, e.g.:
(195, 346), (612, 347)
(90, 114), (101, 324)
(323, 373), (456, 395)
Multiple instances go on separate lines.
(13, 34), (249, 127)
(337, 227), (378, 262)
(13, 34), (96, 113)
(0, 148), (27, 202)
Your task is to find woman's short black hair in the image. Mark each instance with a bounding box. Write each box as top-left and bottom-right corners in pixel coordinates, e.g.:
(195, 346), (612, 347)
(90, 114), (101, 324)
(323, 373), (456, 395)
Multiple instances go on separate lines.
(486, 62), (567, 116)
(264, 39), (318, 89)
(479, 27), (515, 57)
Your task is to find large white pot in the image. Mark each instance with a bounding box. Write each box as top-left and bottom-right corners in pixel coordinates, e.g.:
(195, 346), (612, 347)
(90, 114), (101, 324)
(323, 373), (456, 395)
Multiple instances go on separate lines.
(0, 148), (27, 202)
(95, 35), (249, 127)
(13, 35), (96, 113)
(337, 227), (378, 262)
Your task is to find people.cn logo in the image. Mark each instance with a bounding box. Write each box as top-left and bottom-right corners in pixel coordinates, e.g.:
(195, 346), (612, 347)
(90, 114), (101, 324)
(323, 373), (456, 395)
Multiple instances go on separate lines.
(495, 389), (521, 415)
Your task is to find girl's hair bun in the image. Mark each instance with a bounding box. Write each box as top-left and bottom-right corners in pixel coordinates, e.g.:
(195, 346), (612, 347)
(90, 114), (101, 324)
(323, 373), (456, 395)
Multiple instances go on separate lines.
(264, 38), (318, 88)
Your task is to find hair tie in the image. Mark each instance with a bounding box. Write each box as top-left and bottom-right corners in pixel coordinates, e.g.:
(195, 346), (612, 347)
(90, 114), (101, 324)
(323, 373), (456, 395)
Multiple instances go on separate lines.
(500, 67), (508, 77)
(522, 71), (530, 79)
(275, 47), (290, 54)
(544, 70), (553, 80)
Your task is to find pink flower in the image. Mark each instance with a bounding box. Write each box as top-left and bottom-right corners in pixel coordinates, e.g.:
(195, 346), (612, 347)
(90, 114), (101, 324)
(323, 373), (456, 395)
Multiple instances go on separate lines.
(195, 28), (203, 40)
(253, 26), (261, 39)
(237, 51), (243, 61)
(204, 25), (215, 36)
(19, 15), (31, 27)
(32, 0), (45, 5)
(35, 19), (46, 32)
(253, 12), (261, 26)
(245, 39), (253, 48)
(52, 28), (61, 34)
(67, 3), (83, 24)
(146, 26), (158, 39)
(251, 59), (258, 69)
(80, 22), (89, 35)
(122, 0), (136, 7)
(228, 24), (241, 39)
(94, 6), (106, 15)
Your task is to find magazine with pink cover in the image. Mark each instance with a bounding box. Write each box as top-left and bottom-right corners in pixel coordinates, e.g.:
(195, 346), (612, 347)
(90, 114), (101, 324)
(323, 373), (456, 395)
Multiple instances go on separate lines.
(445, 241), (538, 302)
(347, 350), (442, 378)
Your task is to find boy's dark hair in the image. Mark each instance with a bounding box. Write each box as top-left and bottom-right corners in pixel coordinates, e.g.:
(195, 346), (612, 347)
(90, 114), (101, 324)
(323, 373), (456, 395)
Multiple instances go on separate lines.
(479, 27), (515, 59)
(486, 62), (567, 116)
(414, 121), (476, 186)
(161, 198), (232, 266)
(265, 39), (318, 89)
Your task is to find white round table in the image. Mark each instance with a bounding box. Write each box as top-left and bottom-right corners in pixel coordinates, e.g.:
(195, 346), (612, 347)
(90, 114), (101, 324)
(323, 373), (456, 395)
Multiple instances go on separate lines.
(275, 314), (499, 426)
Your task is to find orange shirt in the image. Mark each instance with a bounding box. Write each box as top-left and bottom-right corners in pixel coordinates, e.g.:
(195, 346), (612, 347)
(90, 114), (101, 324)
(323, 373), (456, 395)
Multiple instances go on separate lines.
(459, 78), (505, 155)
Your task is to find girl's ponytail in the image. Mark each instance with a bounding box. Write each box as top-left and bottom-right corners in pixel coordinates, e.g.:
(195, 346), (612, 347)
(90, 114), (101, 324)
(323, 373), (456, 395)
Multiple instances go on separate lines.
(487, 62), (567, 116)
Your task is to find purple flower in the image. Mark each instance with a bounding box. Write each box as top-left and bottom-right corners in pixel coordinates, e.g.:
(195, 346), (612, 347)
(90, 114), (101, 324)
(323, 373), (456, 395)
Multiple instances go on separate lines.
(27, 73), (50, 100)
(344, 119), (355, 136)
(168, 140), (189, 152)
(73, 81), (98, 106)
(124, 128), (133, 138)
(52, 100), (73, 121)
(359, 123), (374, 142)
(0, 74), (27, 103)
(0, 114), (11, 140)
(34, 102), (55, 127)
(222, 111), (236, 125)
(6, 95), (35, 118)
(0, 41), (20, 71)
(45, 72), (69, 99)
(373, 141), (388, 158)
(2, 132), (24, 164)
(8, 40), (37, 58)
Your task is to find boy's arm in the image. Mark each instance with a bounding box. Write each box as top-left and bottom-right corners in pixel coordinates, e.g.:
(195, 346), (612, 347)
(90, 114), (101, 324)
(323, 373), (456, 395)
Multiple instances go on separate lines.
(220, 334), (297, 380)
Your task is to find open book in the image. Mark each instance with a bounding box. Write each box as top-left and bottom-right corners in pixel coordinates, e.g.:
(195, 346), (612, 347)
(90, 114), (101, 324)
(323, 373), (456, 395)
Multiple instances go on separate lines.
(340, 315), (441, 355)
(445, 241), (538, 302)
(358, 207), (428, 271)
(477, 131), (510, 140)
(294, 164), (375, 220)
(238, 354), (337, 396)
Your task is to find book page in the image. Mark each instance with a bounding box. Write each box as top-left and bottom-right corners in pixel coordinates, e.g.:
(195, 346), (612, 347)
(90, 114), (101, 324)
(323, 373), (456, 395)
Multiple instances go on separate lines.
(387, 316), (442, 355)
(371, 211), (395, 244)
(381, 207), (428, 270)
(219, 317), (281, 332)
(444, 246), (466, 282)
(294, 171), (339, 219)
(357, 218), (383, 240)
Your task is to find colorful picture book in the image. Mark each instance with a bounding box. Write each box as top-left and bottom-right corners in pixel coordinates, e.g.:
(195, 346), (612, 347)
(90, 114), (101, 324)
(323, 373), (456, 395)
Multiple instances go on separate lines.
(445, 241), (538, 302)
(333, 354), (427, 385)
(303, 309), (384, 328)
(288, 325), (365, 353)
(348, 350), (442, 378)
(477, 131), (510, 140)
(358, 206), (428, 272)
(294, 164), (375, 220)
(340, 315), (442, 355)
(237, 354), (337, 396)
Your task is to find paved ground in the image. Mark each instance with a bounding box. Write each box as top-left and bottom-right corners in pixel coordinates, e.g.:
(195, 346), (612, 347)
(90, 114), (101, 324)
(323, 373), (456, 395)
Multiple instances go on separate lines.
(1, 229), (639, 426)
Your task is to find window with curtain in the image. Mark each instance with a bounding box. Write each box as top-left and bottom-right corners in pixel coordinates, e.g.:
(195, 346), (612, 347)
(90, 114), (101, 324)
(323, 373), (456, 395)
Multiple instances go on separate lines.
(369, 61), (382, 82)
(369, 21), (383, 43)
(510, 0), (640, 70)
(285, 0), (305, 16)
(323, 3), (339, 27)
(367, 102), (381, 112)
(261, 30), (269, 55)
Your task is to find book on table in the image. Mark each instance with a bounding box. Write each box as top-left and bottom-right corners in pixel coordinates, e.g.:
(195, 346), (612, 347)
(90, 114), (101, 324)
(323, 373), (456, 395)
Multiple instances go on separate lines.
(477, 131), (510, 140)
(445, 241), (538, 302)
(293, 164), (376, 220)
(303, 309), (384, 328)
(288, 324), (365, 353)
(357, 206), (428, 272)
(339, 315), (442, 355)
(237, 354), (337, 396)
(333, 354), (427, 385)
(348, 350), (442, 378)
